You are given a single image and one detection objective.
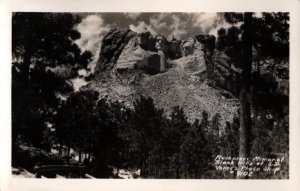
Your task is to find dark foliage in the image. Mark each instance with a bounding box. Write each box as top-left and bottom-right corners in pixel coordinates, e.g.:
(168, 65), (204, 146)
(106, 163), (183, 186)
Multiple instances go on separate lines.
(12, 13), (93, 167)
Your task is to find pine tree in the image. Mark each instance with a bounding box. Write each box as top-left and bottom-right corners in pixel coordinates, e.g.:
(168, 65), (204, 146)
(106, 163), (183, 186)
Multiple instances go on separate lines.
(12, 13), (92, 149)
(127, 96), (164, 177)
(53, 90), (99, 163)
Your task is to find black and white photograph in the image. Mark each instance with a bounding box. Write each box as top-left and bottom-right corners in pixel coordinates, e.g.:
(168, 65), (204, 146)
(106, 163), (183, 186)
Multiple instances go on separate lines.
(10, 11), (290, 179)
(1, 0), (300, 190)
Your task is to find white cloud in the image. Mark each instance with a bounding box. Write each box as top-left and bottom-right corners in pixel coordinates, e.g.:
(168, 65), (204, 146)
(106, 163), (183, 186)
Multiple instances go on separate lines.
(75, 14), (111, 73)
(191, 13), (231, 37)
(75, 14), (110, 55)
(74, 13), (234, 76)
(167, 15), (188, 40)
(192, 13), (220, 31)
(208, 21), (231, 37)
(149, 13), (168, 32)
(148, 13), (188, 40)
(147, 13), (230, 40)
(129, 21), (157, 35)
(124, 13), (141, 20)
(254, 12), (263, 18)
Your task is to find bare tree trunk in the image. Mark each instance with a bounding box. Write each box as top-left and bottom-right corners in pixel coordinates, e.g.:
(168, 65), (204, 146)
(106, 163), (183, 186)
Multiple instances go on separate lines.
(79, 150), (82, 163)
(238, 12), (253, 179)
(22, 49), (32, 82)
(88, 142), (91, 161)
(59, 144), (63, 157)
(67, 144), (71, 164)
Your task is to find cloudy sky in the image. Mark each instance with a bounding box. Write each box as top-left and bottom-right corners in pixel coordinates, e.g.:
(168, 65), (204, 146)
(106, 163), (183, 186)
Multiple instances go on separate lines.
(74, 12), (231, 56)
(72, 13), (232, 90)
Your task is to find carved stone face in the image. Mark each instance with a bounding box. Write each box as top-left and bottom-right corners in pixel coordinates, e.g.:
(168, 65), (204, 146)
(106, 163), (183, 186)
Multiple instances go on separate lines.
(137, 33), (148, 48)
(182, 41), (193, 56)
(155, 36), (165, 51)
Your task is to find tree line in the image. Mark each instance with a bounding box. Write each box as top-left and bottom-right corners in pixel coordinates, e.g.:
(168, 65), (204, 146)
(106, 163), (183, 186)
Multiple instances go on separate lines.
(53, 91), (287, 178)
(53, 91), (240, 178)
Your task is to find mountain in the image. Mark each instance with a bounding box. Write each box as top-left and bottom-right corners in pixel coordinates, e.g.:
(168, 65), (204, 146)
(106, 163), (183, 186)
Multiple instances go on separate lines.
(83, 28), (288, 125)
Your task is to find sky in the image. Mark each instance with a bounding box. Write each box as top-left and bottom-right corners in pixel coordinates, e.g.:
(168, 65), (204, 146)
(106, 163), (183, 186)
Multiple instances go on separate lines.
(74, 13), (230, 56)
(72, 12), (232, 91)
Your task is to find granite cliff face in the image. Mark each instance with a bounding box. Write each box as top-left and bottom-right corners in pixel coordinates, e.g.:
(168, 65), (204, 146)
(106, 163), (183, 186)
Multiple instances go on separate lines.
(83, 29), (239, 125)
(83, 28), (288, 124)
(114, 35), (162, 74)
(94, 29), (137, 73)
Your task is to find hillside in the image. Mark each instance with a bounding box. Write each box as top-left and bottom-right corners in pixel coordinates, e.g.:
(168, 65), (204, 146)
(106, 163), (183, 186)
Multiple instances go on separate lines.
(83, 29), (240, 125)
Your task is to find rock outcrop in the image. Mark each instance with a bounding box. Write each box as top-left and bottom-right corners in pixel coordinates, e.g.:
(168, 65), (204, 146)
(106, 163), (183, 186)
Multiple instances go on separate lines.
(114, 35), (166, 75)
(95, 29), (137, 73)
(84, 28), (288, 124)
(196, 33), (288, 100)
(84, 30), (239, 125)
(194, 34), (241, 97)
(135, 39), (239, 123)
(208, 50), (241, 96)
(97, 29), (171, 75)
(168, 36), (182, 60)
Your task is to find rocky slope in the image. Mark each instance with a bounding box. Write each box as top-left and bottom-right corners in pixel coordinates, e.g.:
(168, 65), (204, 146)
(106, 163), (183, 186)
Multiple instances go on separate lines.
(83, 28), (288, 125)
(83, 29), (240, 125)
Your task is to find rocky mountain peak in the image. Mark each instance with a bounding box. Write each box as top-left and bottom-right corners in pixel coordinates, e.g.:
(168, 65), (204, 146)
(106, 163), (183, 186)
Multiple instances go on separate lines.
(83, 27), (287, 125)
(94, 28), (217, 76)
(83, 28), (240, 125)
